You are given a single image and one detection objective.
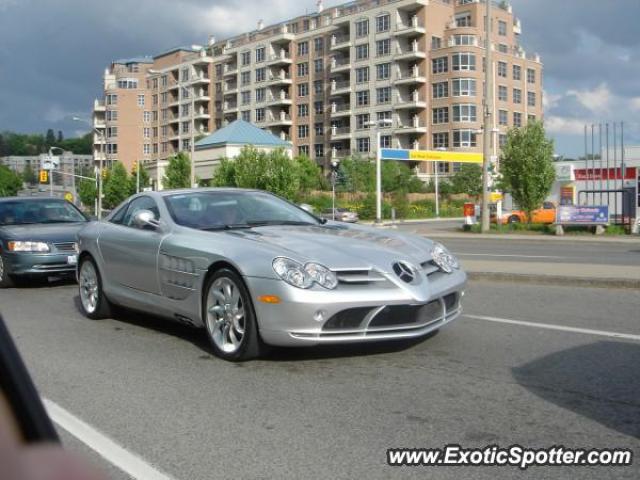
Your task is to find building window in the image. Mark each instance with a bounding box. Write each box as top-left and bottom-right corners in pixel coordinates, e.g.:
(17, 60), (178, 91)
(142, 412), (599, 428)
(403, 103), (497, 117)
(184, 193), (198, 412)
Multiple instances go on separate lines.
(431, 36), (442, 49)
(297, 62), (309, 77)
(356, 113), (370, 130)
(377, 87), (391, 104)
(106, 94), (118, 105)
(432, 107), (449, 124)
(314, 58), (323, 73)
(255, 47), (265, 63)
(453, 129), (477, 147)
(376, 13), (390, 32)
(528, 91), (536, 107)
(107, 127), (118, 138)
(513, 112), (522, 127)
(377, 110), (392, 126)
(298, 104), (309, 117)
(255, 67), (266, 82)
(356, 90), (370, 106)
(355, 19), (369, 37)
(356, 66), (369, 83)
(314, 101), (324, 114)
(297, 41), (309, 56)
(241, 71), (251, 85)
(106, 143), (118, 155)
(433, 132), (449, 149)
(453, 34), (476, 46)
(527, 68), (536, 84)
(452, 104), (476, 122)
(117, 78), (138, 89)
(314, 37), (324, 52)
(215, 65), (223, 77)
(497, 44), (508, 53)
(432, 57), (448, 74)
(152, 94), (158, 105)
(376, 39), (391, 57)
(513, 64), (521, 81)
(315, 123), (324, 136)
(499, 134), (507, 147)
(298, 83), (309, 97)
(380, 135), (392, 148)
(181, 103), (190, 117)
(528, 114), (536, 122)
(498, 61), (507, 78)
(499, 109), (508, 126)
(181, 68), (190, 82)
(143, 144), (151, 155)
(241, 91), (251, 105)
(315, 144), (324, 158)
(432, 81), (449, 98)
(241, 111), (250, 122)
(314, 80), (323, 95)
(241, 51), (251, 65)
(356, 44), (369, 60)
(256, 88), (266, 103)
(452, 53), (476, 71)
(513, 88), (522, 104)
(357, 137), (370, 153)
(143, 111), (152, 122)
(452, 78), (476, 97)
(136, 94), (145, 107)
(298, 125), (309, 138)
(376, 63), (390, 80)
(299, 145), (309, 156)
(181, 121), (190, 134)
(498, 20), (507, 36)
(498, 85), (508, 101)
(455, 13), (471, 27)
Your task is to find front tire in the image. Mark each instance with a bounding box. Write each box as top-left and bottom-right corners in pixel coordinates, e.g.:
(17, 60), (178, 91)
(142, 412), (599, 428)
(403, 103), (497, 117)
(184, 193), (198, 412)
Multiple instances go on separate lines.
(508, 215), (520, 224)
(0, 254), (15, 288)
(202, 268), (263, 361)
(78, 257), (113, 319)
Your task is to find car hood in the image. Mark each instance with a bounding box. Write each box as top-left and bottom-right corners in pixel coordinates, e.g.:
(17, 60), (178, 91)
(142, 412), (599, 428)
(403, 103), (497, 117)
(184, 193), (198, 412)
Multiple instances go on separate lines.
(0, 223), (87, 243)
(223, 223), (433, 273)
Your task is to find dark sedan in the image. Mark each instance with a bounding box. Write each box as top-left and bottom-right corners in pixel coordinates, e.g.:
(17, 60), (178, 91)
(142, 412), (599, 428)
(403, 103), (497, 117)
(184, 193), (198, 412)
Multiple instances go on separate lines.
(0, 197), (89, 287)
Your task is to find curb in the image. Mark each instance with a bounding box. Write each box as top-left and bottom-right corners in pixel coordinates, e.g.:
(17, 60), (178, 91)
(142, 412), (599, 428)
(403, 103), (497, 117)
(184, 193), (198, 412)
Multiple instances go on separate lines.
(467, 271), (640, 289)
(419, 232), (640, 245)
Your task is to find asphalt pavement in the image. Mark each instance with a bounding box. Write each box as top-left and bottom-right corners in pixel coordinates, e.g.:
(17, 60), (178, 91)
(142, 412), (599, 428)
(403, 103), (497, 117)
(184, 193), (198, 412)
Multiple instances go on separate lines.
(1, 278), (638, 480)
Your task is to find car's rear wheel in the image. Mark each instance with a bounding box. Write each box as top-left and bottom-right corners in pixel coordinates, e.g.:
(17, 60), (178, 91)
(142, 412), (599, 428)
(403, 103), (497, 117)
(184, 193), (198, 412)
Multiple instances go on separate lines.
(78, 257), (112, 319)
(203, 269), (262, 361)
(508, 215), (520, 224)
(0, 255), (15, 288)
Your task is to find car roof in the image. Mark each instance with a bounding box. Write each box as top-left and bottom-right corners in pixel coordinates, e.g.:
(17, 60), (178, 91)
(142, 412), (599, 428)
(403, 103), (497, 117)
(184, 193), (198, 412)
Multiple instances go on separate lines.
(0, 197), (69, 203)
(155, 187), (266, 198)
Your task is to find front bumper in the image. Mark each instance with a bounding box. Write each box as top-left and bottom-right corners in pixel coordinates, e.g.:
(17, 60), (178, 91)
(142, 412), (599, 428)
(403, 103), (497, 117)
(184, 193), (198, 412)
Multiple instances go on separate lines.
(3, 252), (78, 277)
(245, 269), (466, 347)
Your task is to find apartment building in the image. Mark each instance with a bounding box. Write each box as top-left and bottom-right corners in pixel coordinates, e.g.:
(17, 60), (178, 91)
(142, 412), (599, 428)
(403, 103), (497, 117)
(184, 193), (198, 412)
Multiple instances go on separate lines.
(92, 0), (542, 186)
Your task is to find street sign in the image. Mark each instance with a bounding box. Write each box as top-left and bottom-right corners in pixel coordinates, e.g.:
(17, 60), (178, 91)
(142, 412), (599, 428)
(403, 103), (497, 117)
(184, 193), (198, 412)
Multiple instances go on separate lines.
(64, 192), (74, 202)
(380, 148), (483, 164)
(556, 206), (609, 225)
(490, 192), (503, 203)
(40, 155), (60, 171)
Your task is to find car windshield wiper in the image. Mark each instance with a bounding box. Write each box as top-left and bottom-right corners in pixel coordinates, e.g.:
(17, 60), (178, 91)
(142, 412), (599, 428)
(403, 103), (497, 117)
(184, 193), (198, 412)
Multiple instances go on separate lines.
(246, 220), (318, 227)
(199, 224), (253, 231)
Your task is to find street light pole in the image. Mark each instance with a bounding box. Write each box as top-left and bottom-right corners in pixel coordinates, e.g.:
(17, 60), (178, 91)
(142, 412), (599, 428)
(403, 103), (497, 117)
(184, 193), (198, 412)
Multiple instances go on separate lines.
(366, 118), (392, 224)
(480, 0), (493, 232)
(73, 116), (105, 219)
(190, 83), (196, 188)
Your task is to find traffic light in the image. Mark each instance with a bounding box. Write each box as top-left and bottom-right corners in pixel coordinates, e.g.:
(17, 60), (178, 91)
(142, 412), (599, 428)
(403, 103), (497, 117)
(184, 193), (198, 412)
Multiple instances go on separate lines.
(39, 170), (48, 183)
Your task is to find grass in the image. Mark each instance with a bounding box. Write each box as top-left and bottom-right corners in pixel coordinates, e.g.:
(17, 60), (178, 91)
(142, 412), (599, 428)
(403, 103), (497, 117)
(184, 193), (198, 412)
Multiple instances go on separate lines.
(467, 223), (629, 236)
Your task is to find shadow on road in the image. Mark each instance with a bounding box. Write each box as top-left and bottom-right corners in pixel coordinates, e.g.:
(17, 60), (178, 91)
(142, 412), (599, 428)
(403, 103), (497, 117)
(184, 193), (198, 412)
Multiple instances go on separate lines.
(513, 341), (640, 439)
(16, 276), (75, 289)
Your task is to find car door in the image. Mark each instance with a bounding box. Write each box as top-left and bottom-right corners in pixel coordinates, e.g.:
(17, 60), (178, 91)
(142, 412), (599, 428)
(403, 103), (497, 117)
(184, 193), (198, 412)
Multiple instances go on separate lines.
(98, 196), (164, 295)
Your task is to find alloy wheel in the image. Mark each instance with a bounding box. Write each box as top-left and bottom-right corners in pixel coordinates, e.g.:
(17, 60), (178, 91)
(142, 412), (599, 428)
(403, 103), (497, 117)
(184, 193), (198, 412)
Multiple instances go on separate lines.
(79, 261), (99, 314)
(206, 276), (246, 353)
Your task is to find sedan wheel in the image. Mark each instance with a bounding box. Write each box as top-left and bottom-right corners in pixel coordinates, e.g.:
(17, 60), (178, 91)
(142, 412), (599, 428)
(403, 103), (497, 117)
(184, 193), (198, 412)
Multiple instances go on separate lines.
(508, 215), (520, 224)
(203, 269), (262, 361)
(0, 255), (15, 288)
(78, 258), (112, 319)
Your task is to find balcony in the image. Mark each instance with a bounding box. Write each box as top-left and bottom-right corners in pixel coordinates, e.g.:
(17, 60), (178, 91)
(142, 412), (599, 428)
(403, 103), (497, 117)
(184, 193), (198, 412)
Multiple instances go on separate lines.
(330, 80), (351, 96)
(271, 25), (295, 44)
(330, 34), (352, 51)
(93, 134), (106, 144)
(223, 84), (238, 96)
(395, 41), (426, 60)
(267, 92), (292, 106)
(330, 126), (352, 140)
(394, 16), (425, 37)
(267, 51), (292, 65)
(394, 120), (427, 135)
(190, 73), (211, 84)
(395, 66), (426, 85)
(330, 57), (351, 73)
(394, 93), (427, 110)
(330, 149), (350, 160)
(93, 119), (106, 129)
(223, 65), (238, 77)
(93, 99), (105, 111)
(266, 112), (292, 127)
(267, 73), (293, 85)
(330, 103), (352, 117)
(223, 101), (238, 113)
(193, 91), (211, 102)
(513, 18), (522, 35)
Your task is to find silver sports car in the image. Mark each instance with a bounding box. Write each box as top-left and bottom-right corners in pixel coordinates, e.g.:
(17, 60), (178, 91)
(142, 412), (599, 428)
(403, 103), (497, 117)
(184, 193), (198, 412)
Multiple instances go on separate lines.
(77, 188), (466, 361)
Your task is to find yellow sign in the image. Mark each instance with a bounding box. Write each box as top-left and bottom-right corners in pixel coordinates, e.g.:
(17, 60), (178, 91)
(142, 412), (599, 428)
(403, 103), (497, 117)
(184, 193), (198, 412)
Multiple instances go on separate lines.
(408, 150), (483, 163)
(39, 170), (48, 183)
(64, 192), (74, 202)
(490, 192), (503, 203)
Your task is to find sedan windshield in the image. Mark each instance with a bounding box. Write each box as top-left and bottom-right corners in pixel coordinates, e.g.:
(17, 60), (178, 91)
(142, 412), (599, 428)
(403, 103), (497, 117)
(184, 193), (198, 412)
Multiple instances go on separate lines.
(0, 200), (87, 226)
(164, 191), (321, 230)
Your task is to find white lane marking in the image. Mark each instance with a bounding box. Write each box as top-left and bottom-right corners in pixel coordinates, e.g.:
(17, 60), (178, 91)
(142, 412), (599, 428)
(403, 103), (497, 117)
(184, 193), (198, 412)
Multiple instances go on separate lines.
(455, 253), (564, 259)
(43, 398), (175, 480)
(464, 314), (640, 342)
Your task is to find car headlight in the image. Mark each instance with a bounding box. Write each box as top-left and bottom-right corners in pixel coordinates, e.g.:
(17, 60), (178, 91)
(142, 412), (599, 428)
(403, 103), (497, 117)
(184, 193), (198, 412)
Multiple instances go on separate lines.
(7, 241), (50, 253)
(272, 257), (337, 289)
(430, 242), (459, 273)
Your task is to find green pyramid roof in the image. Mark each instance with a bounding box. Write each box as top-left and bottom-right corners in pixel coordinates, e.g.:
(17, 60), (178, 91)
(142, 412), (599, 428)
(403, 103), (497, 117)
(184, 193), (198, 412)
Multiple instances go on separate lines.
(195, 120), (291, 150)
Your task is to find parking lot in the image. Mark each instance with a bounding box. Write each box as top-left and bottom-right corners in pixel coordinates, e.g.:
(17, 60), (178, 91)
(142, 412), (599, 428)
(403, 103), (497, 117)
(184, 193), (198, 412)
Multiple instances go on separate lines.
(1, 278), (639, 480)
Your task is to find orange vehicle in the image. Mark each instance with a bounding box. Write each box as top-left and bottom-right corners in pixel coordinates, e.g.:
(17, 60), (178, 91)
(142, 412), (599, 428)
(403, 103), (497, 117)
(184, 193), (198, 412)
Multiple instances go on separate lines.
(500, 201), (557, 224)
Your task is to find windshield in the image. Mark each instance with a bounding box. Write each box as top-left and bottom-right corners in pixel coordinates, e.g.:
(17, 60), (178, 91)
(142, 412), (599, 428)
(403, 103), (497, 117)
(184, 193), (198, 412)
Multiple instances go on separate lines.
(0, 200), (88, 226)
(164, 190), (321, 230)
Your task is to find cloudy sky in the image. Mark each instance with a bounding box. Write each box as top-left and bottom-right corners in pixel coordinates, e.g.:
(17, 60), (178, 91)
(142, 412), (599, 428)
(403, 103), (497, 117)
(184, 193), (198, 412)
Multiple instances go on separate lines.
(0, 0), (638, 156)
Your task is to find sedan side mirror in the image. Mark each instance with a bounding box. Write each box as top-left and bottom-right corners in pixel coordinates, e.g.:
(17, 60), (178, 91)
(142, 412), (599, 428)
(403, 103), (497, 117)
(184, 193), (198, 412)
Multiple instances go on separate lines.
(132, 209), (160, 229)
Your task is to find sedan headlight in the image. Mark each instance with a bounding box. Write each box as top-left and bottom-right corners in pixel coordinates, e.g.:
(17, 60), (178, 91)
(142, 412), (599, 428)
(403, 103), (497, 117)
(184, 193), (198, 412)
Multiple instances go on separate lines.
(7, 241), (50, 253)
(430, 242), (459, 273)
(272, 257), (338, 289)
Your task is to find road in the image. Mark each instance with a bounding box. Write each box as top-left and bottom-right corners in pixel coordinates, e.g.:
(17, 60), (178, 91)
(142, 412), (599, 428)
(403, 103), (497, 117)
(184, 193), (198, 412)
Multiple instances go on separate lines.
(1, 278), (638, 480)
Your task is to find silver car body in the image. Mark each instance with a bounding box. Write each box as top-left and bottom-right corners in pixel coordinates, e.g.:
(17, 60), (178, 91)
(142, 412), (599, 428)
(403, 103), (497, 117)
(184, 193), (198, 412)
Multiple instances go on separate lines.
(78, 189), (466, 347)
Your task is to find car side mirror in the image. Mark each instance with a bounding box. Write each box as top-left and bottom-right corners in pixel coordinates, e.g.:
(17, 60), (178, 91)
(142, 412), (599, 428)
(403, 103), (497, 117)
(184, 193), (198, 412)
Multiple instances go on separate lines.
(132, 209), (160, 229)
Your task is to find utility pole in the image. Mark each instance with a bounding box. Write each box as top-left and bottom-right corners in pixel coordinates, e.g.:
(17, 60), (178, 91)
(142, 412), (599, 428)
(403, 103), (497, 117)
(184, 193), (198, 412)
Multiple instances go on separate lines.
(480, 0), (493, 232)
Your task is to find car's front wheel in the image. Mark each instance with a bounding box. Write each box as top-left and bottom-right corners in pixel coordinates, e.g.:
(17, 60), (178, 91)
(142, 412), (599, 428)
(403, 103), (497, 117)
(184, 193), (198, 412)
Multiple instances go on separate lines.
(78, 257), (112, 319)
(203, 269), (263, 361)
(0, 254), (15, 288)
(508, 215), (520, 224)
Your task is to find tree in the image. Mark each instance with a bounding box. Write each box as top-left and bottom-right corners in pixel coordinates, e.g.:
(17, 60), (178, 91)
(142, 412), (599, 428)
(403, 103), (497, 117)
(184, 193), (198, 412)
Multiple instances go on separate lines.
(57, 131), (64, 144)
(128, 162), (151, 195)
(78, 178), (97, 213)
(296, 155), (323, 193)
(45, 129), (56, 148)
(0, 165), (23, 197)
(450, 163), (482, 197)
(103, 162), (130, 209)
(163, 152), (191, 189)
(22, 163), (38, 186)
(211, 158), (236, 187)
(500, 121), (555, 224)
(264, 149), (299, 199)
(0, 133), (7, 157)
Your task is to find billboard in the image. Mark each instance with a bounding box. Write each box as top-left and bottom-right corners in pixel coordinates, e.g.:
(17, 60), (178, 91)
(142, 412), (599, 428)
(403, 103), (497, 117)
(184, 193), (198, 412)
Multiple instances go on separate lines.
(556, 206), (609, 225)
(380, 149), (483, 164)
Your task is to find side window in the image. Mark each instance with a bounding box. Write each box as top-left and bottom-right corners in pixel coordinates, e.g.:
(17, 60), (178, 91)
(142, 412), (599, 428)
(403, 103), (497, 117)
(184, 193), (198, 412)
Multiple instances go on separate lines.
(109, 203), (129, 225)
(122, 196), (160, 227)
(543, 202), (554, 210)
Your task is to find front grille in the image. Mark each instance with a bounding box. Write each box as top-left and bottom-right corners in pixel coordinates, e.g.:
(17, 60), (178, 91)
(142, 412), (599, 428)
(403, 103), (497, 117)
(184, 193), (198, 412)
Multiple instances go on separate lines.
(335, 269), (387, 284)
(444, 293), (459, 312)
(323, 307), (372, 330)
(54, 242), (78, 253)
(368, 300), (442, 329)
